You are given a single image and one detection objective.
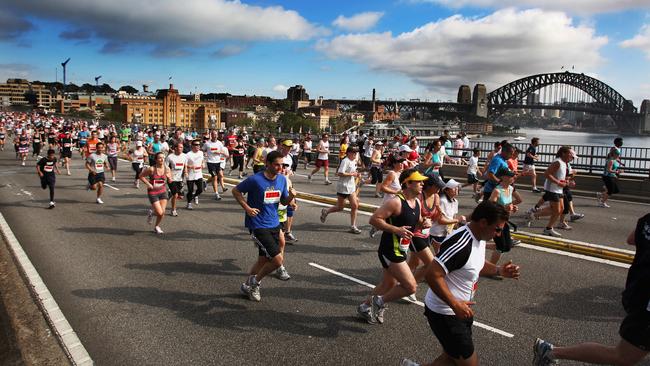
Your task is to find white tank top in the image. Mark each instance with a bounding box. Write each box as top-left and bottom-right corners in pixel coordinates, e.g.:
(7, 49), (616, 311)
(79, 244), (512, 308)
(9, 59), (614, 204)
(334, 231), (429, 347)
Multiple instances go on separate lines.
(382, 171), (402, 203)
(544, 158), (566, 194)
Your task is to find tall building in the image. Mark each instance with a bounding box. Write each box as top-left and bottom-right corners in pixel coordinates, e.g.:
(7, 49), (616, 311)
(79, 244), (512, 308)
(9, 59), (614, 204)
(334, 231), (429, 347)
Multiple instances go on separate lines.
(113, 84), (222, 129)
(0, 79), (53, 107)
(287, 85), (309, 102)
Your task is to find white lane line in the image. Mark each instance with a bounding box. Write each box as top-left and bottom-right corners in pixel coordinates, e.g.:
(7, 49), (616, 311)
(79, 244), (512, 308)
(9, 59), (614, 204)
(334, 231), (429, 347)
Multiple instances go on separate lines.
(104, 184), (120, 191)
(518, 243), (631, 269)
(308, 262), (515, 338)
(0, 213), (94, 365)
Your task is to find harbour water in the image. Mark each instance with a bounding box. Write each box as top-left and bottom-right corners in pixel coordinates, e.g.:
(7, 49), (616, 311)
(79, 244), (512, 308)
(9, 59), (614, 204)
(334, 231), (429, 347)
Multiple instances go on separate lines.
(479, 127), (650, 148)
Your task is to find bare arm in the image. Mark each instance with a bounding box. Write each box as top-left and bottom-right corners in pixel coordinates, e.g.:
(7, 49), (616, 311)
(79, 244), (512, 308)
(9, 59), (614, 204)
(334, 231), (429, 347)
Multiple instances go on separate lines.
(425, 261), (473, 319)
(380, 172), (400, 195)
(369, 198), (412, 238)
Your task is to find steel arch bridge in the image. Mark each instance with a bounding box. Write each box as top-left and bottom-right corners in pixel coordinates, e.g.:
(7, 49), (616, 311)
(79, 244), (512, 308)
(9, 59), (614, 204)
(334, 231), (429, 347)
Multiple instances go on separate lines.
(487, 72), (637, 124)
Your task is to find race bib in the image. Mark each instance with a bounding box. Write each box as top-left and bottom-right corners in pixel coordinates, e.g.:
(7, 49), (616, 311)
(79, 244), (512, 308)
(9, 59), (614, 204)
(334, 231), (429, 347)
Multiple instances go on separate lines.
(263, 190), (281, 204)
(193, 166), (202, 171)
(109, 148), (117, 155)
(153, 179), (165, 188)
(44, 164), (54, 172)
(89, 145), (97, 152)
(34, 139), (40, 143)
(80, 138), (87, 143)
(210, 148), (219, 152)
(421, 227), (430, 236)
(399, 237), (410, 252)
(136, 157), (144, 162)
(174, 162), (184, 170)
(95, 161), (104, 173)
(64, 143), (71, 148)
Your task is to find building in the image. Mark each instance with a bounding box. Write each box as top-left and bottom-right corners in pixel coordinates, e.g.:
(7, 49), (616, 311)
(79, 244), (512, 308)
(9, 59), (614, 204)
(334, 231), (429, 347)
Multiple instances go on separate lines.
(221, 111), (251, 127)
(0, 79), (53, 107)
(55, 93), (114, 114)
(222, 95), (272, 109)
(287, 85), (309, 102)
(299, 105), (341, 130)
(113, 84), (222, 130)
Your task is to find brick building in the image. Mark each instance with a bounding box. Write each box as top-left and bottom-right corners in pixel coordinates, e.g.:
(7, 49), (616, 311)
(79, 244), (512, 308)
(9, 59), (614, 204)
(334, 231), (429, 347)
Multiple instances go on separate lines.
(113, 84), (221, 130)
(0, 79), (53, 107)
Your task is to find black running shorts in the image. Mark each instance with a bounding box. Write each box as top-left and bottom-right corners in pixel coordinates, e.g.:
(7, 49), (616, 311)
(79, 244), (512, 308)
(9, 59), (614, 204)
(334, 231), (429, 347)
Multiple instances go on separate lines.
(250, 226), (282, 259)
(425, 306), (474, 360)
(619, 309), (650, 351)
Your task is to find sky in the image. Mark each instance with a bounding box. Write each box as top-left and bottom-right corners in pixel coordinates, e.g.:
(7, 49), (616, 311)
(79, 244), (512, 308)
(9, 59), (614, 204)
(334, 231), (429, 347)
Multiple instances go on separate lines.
(1, 0), (650, 106)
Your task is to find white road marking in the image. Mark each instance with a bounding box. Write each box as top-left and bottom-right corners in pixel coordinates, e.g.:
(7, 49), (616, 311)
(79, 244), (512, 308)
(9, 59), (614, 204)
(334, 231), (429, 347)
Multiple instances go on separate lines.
(518, 243), (631, 269)
(308, 262), (515, 338)
(104, 184), (120, 191)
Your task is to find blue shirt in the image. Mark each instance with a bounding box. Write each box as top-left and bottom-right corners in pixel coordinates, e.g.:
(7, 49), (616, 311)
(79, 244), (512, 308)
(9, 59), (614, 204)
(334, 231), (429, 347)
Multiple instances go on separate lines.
(236, 171), (289, 230)
(484, 154), (508, 193)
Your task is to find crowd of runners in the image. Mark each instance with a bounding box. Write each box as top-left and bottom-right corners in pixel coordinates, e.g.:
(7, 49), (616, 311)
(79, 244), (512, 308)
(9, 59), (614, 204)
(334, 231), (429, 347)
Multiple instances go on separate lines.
(0, 110), (647, 366)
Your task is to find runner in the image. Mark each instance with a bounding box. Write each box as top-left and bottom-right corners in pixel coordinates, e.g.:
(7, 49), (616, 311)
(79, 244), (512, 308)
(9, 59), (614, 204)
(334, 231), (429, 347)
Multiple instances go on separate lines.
(203, 130), (228, 200)
(369, 141), (385, 198)
(538, 146), (571, 237)
(77, 127), (90, 158)
(430, 179), (466, 247)
(232, 150), (297, 302)
(251, 138), (266, 174)
(120, 124), (131, 152)
(357, 169), (431, 324)
(228, 135), (246, 179)
(481, 143), (514, 203)
(140, 152), (171, 234)
(85, 130), (100, 158)
(32, 128), (42, 158)
(129, 141), (148, 188)
(461, 148), (482, 195)
(558, 150), (584, 229)
(406, 173), (446, 301)
(320, 147), (362, 234)
(185, 140), (204, 209)
(598, 148), (622, 208)
(85, 141), (110, 204)
(302, 133), (314, 169)
(280, 140), (298, 243)
(37, 149), (60, 209)
(165, 142), (187, 217)
(369, 155), (406, 238)
(58, 129), (73, 175)
(308, 133), (332, 185)
(487, 168), (522, 269)
(0, 122), (6, 151)
(274, 155), (295, 280)
(17, 131), (29, 166)
(106, 135), (119, 182)
(521, 137), (541, 192)
(533, 213), (650, 366)
(401, 201), (520, 366)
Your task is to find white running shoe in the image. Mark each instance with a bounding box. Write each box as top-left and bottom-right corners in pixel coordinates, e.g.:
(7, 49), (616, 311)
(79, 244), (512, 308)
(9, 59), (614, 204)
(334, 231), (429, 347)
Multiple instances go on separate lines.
(275, 266), (291, 281)
(324, 180), (332, 185)
(320, 208), (328, 223)
(96, 198), (104, 204)
(194, 196), (199, 205)
(598, 201), (610, 208)
(154, 226), (164, 234)
(186, 202), (193, 210)
(400, 358), (420, 366)
(171, 209), (178, 217)
(406, 294), (417, 302)
(48, 201), (55, 209)
(542, 228), (562, 237)
(112, 177), (116, 182)
(147, 209), (153, 224)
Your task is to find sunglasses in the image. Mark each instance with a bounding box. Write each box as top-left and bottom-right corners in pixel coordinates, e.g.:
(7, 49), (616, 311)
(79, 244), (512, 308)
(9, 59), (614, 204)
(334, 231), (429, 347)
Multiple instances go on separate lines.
(494, 227), (503, 233)
(282, 164), (291, 167)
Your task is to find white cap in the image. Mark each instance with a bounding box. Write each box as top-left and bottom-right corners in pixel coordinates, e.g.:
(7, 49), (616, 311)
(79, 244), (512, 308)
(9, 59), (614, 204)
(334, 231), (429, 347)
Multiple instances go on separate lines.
(399, 144), (412, 153)
(444, 179), (461, 189)
(136, 141), (143, 146)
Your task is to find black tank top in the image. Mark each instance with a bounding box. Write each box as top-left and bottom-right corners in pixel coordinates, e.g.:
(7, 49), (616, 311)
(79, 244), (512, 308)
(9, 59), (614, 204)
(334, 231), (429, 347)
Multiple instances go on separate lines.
(380, 193), (420, 249)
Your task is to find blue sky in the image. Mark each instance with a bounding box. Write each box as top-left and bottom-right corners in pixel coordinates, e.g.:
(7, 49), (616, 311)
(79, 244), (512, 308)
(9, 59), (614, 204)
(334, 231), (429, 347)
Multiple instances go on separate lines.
(1, 0), (650, 106)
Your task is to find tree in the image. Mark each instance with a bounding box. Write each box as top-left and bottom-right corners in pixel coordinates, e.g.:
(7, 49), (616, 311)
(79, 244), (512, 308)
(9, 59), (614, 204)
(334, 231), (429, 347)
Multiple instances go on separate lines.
(99, 83), (116, 94)
(103, 110), (124, 123)
(278, 112), (318, 133)
(118, 85), (138, 94)
(23, 90), (38, 106)
(228, 116), (256, 129)
(64, 83), (80, 93)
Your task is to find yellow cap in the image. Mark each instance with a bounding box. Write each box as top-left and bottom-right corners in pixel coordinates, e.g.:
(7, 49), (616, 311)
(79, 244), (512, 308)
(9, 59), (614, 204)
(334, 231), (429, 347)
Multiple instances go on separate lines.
(403, 171), (429, 183)
(282, 140), (293, 147)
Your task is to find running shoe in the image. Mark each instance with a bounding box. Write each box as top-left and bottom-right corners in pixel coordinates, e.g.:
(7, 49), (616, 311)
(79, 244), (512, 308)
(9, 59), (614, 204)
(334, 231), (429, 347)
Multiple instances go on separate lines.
(171, 209), (178, 217)
(67, 171), (71, 176)
(511, 239), (521, 246)
(598, 201), (610, 208)
(112, 177), (116, 182)
(349, 226), (362, 234)
(134, 181), (139, 188)
(569, 213), (584, 222)
(21, 161), (25, 166)
(371, 295), (386, 324)
(248, 282), (261, 302)
(320, 208), (328, 223)
(96, 198), (104, 204)
(525, 208), (536, 227)
(48, 201), (55, 209)
(406, 294), (417, 302)
(147, 209), (153, 224)
(596, 192), (603, 201)
(357, 303), (375, 324)
(324, 180), (332, 185)
(473, 191), (481, 203)
(557, 222), (572, 230)
(214, 194), (222, 201)
(307, 174), (312, 181)
(532, 338), (557, 365)
(369, 227), (378, 238)
(154, 226), (164, 234)
(374, 193), (381, 198)
(285, 232), (297, 243)
(532, 187), (542, 193)
(194, 196), (199, 205)
(275, 266), (291, 281)
(542, 228), (562, 237)
(400, 359), (420, 366)
(240, 282), (251, 298)
(186, 202), (193, 210)
(222, 187), (228, 192)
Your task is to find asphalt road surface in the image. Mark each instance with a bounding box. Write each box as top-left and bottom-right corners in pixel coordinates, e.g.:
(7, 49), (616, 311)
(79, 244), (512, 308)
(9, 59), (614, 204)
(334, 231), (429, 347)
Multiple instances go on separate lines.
(0, 148), (648, 365)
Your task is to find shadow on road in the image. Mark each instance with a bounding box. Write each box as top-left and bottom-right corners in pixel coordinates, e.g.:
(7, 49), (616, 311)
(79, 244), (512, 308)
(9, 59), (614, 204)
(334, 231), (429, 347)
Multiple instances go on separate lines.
(125, 259), (242, 276)
(522, 285), (625, 322)
(72, 286), (368, 338)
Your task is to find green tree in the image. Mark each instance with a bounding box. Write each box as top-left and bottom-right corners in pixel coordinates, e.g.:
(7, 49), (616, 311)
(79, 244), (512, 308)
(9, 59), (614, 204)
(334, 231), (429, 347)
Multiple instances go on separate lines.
(103, 110), (124, 123)
(118, 85), (138, 94)
(278, 112), (318, 133)
(23, 90), (38, 106)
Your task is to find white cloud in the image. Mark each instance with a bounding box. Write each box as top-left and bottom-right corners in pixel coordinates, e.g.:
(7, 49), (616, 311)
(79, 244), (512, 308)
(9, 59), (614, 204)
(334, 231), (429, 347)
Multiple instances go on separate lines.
(332, 11), (384, 32)
(273, 84), (288, 92)
(0, 63), (37, 80)
(621, 24), (650, 59)
(6, 0), (326, 49)
(316, 8), (607, 97)
(413, 0), (650, 15)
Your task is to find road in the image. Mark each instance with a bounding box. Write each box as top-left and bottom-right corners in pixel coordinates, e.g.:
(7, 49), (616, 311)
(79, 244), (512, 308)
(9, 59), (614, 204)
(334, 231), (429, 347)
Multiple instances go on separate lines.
(0, 148), (648, 365)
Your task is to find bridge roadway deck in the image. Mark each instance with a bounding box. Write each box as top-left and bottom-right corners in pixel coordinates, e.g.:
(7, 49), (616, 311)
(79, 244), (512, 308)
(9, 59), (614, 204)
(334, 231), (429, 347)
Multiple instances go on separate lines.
(0, 149), (647, 365)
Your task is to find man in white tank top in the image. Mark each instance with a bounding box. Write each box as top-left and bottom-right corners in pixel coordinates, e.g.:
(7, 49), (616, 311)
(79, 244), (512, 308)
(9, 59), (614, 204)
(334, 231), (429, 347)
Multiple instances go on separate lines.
(538, 146), (571, 237)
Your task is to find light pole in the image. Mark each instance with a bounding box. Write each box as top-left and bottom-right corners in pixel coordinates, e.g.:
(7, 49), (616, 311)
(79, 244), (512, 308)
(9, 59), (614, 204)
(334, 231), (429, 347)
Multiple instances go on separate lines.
(61, 58), (70, 90)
